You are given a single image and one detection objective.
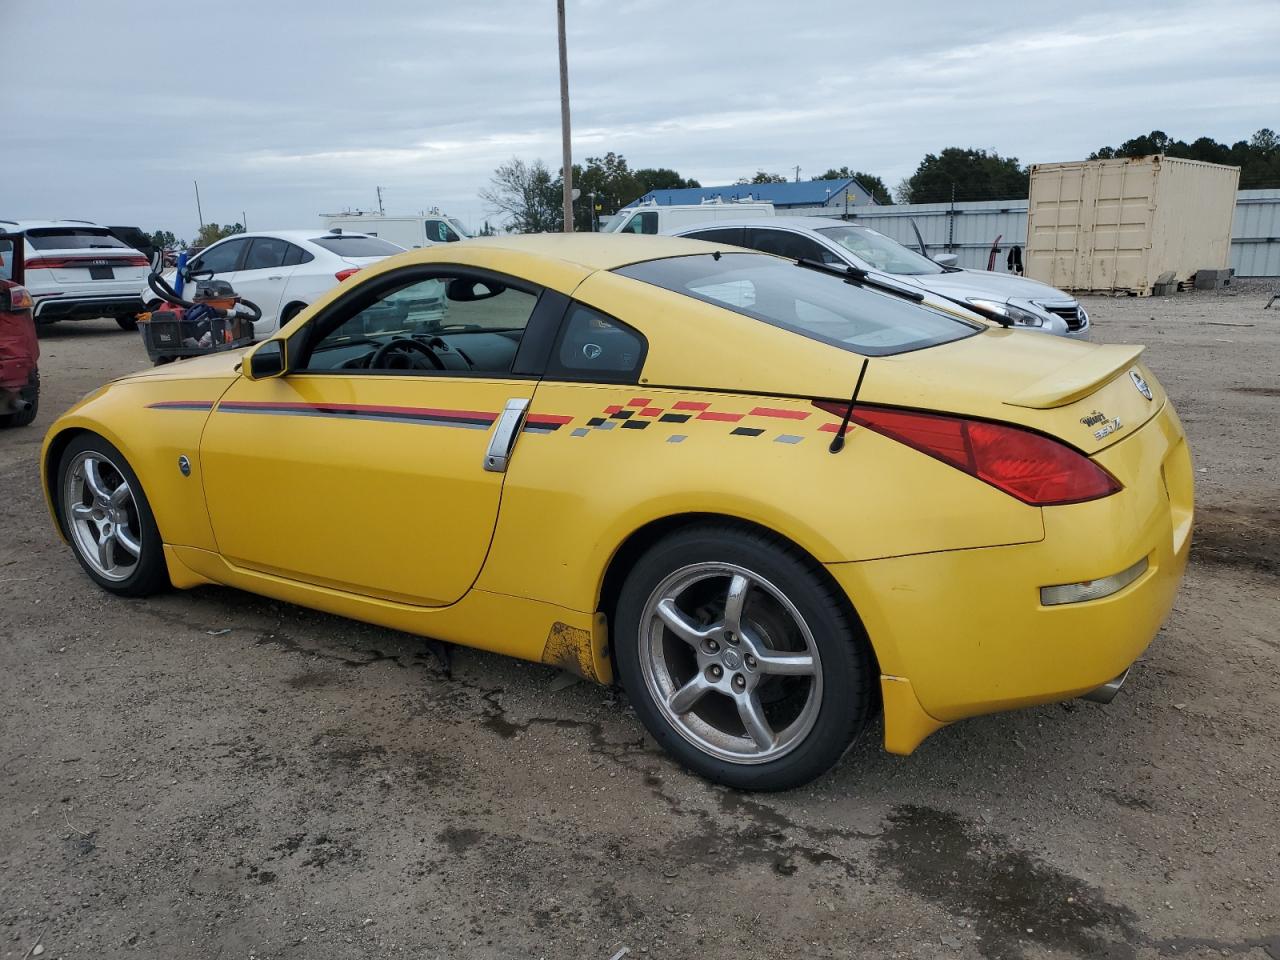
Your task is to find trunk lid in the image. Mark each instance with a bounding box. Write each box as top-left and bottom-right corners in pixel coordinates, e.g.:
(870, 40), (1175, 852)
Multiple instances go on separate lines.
(858, 329), (1164, 455)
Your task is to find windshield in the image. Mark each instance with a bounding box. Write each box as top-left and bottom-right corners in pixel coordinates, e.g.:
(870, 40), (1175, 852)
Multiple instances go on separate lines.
(26, 227), (129, 251)
(816, 225), (944, 276)
(310, 236), (404, 257)
(446, 217), (471, 238)
(616, 253), (978, 357)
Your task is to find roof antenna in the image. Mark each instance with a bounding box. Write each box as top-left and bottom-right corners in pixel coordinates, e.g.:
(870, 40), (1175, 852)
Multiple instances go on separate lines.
(828, 357), (870, 454)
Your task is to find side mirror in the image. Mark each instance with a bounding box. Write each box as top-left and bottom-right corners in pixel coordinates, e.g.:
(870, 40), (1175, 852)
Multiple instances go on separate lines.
(934, 253), (959, 268)
(246, 340), (287, 380)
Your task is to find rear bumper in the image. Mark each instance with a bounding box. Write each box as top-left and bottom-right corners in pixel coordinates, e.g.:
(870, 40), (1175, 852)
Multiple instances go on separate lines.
(33, 294), (144, 323)
(0, 355), (36, 392)
(832, 400), (1192, 752)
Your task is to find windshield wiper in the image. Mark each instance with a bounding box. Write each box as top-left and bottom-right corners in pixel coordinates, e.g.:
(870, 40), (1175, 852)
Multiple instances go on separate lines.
(795, 258), (925, 302)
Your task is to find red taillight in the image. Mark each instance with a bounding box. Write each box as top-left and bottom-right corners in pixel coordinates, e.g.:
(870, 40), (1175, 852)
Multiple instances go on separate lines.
(3, 285), (34, 311)
(25, 255), (148, 269)
(335, 268), (360, 282)
(813, 402), (1121, 506)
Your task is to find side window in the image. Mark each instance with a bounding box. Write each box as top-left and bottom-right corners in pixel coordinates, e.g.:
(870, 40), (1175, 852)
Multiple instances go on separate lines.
(427, 220), (461, 243)
(242, 237), (290, 271)
(745, 228), (837, 263)
(621, 211), (658, 235)
(297, 270), (541, 376)
(190, 237), (248, 275)
(548, 303), (647, 383)
(685, 227), (745, 246)
(282, 243), (314, 266)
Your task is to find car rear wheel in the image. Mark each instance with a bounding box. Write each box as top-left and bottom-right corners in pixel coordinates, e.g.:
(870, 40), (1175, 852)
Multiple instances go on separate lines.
(116, 315), (139, 331)
(57, 434), (169, 596)
(614, 524), (874, 790)
(0, 370), (38, 428)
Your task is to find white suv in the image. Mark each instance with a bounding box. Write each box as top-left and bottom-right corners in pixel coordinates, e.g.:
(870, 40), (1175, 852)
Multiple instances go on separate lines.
(0, 220), (149, 330)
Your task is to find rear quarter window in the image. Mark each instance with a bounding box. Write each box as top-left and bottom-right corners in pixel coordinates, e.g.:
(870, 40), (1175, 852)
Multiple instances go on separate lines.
(616, 253), (979, 357)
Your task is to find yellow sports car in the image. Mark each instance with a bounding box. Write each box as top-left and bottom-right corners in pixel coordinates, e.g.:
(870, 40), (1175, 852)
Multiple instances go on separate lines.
(42, 235), (1192, 790)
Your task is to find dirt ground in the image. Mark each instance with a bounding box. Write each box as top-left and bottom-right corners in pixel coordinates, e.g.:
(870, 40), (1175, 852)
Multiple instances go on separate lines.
(1, 282), (1277, 960)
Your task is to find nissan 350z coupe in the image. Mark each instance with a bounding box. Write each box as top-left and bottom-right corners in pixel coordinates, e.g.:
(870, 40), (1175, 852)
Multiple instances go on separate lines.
(42, 235), (1193, 790)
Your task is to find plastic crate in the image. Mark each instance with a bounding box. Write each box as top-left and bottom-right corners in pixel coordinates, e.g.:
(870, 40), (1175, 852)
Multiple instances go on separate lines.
(140, 310), (255, 364)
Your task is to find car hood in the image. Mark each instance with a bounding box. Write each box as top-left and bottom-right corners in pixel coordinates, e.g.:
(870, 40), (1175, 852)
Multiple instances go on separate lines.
(894, 268), (1076, 305)
(114, 346), (250, 383)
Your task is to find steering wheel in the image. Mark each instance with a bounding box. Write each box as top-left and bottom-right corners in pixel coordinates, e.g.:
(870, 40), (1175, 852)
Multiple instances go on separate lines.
(369, 338), (446, 371)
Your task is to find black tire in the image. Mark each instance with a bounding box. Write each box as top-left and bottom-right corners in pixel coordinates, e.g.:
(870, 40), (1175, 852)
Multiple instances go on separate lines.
(614, 523), (874, 791)
(116, 315), (139, 331)
(0, 369), (38, 428)
(279, 302), (305, 330)
(56, 434), (170, 597)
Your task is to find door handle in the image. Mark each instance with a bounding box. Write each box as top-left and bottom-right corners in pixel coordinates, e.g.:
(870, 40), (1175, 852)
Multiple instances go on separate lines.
(483, 398), (530, 473)
(268, 275), (283, 280)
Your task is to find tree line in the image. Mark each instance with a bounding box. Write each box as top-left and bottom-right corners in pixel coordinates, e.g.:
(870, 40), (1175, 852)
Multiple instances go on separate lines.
(483, 127), (1278, 230)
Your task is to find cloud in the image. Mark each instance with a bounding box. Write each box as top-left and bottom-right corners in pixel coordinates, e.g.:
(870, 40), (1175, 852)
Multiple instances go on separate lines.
(3, 0), (1276, 237)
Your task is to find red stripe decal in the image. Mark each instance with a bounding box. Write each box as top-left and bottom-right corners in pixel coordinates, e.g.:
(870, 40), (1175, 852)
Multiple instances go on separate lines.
(627, 397), (652, 407)
(526, 413), (573, 426)
(639, 407), (663, 417)
(218, 400), (498, 422)
(696, 410), (744, 422)
(750, 406), (810, 421)
(673, 401), (710, 411)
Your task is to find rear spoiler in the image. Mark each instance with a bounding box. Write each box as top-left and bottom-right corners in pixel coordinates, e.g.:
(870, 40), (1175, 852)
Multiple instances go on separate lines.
(1004, 344), (1146, 410)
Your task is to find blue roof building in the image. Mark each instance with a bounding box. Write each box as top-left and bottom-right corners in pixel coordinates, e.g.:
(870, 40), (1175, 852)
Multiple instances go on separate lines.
(625, 177), (878, 210)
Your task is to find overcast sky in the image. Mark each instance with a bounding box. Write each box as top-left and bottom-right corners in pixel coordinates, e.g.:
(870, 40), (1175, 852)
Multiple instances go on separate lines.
(4, 0), (1277, 239)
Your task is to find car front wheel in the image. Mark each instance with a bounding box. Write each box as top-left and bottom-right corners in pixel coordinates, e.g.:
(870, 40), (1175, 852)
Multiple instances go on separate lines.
(116, 315), (139, 331)
(614, 524), (874, 791)
(57, 434), (169, 596)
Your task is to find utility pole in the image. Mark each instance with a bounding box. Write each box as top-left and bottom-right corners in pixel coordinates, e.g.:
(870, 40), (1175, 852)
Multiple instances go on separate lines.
(794, 165), (801, 182)
(242, 210), (247, 231)
(376, 186), (385, 216)
(193, 180), (205, 232)
(556, 0), (574, 232)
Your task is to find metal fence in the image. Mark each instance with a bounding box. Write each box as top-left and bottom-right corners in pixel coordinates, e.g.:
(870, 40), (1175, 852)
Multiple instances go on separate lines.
(790, 190), (1280, 276)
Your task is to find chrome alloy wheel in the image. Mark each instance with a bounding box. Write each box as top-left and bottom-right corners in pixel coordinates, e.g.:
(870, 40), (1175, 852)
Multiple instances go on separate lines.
(639, 562), (823, 765)
(62, 451), (143, 582)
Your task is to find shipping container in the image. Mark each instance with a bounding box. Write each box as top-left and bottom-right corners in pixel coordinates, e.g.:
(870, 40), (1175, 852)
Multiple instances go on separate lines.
(1025, 156), (1239, 295)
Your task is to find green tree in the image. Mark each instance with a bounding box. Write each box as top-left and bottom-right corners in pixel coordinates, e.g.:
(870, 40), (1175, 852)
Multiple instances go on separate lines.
(899, 148), (1029, 203)
(194, 222), (244, 248)
(634, 167), (700, 193)
(736, 170), (787, 185)
(480, 157), (561, 233)
(1089, 128), (1280, 188)
(148, 229), (178, 251)
(817, 167), (892, 205)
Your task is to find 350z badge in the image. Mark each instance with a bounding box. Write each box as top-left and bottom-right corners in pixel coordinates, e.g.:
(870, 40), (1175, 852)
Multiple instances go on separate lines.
(1080, 409), (1123, 441)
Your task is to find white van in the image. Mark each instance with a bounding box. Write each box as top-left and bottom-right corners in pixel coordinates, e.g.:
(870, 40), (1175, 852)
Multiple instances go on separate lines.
(320, 210), (471, 249)
(601, 199), (775, 235)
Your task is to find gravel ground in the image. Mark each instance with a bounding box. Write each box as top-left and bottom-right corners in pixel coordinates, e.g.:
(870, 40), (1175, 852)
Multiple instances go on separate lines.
(1, 283), (1277, 960)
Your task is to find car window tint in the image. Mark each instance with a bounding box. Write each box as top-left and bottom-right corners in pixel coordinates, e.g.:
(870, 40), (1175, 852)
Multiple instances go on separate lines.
(548, 303), (646, 383)
(744, 228), (837, 263)
(684, 227), (745, 246)
(243, 237), (290, 271)
(300, 271), (540, 376)
(426, 220), (460, 242)
(191, 238), (247, 274)
(616, 253), (979, 358)
(310, 236), (404, 257)
(282, 243), (314, 266)
(25, 228), (129, 251)
(620, 211), (658, 234)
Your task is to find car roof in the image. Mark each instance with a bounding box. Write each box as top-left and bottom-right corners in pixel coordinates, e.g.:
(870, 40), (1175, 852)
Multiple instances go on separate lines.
(454, 233), (720, 270)
(670, 216), (854, 233)
(0, 219), (115, 231)
(209, 229), (380, 243)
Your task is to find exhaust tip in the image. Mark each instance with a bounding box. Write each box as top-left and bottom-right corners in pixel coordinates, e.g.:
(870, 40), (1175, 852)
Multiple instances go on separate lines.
(1080, 668), (1130, 704)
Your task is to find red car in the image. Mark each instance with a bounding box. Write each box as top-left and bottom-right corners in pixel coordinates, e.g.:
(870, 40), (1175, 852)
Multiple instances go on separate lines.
(0, 232), (39, 428)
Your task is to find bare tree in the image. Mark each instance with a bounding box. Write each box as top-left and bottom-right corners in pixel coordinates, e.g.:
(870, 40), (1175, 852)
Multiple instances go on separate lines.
(480, 158), (561, 234)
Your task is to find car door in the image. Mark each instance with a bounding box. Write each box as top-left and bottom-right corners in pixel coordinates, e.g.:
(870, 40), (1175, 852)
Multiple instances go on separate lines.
(230, 236), (297, 334)
(198, 263), (561, 606)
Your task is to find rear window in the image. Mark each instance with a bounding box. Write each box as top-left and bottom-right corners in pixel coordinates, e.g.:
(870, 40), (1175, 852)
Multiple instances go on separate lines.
(615, 253), (979, 357)
(310, 236), (404, 257)
(26, 227), (129, 251)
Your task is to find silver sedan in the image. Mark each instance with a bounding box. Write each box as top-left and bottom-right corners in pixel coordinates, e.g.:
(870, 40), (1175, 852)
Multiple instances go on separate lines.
(668, 217), (1089, 339)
